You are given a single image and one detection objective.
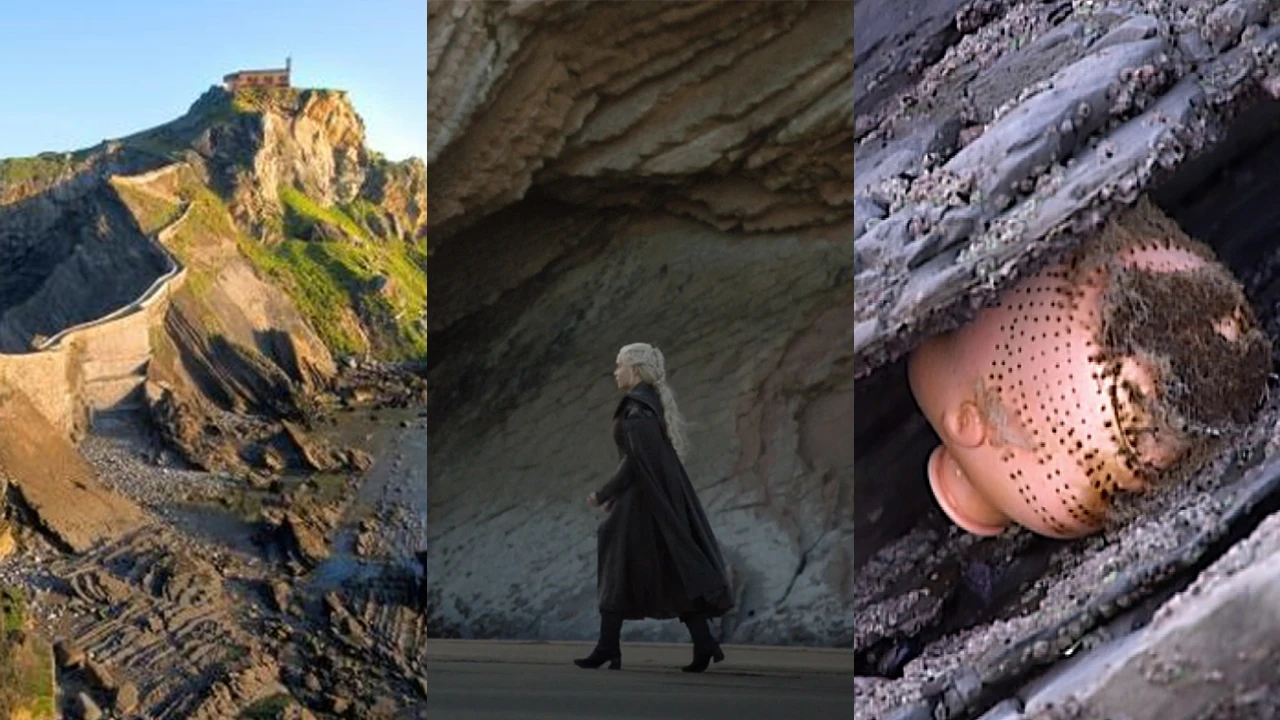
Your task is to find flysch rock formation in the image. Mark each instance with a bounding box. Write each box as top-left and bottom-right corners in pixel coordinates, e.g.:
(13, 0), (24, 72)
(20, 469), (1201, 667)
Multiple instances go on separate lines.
(855, 1), (1280, 719)
(0, 379), (146, 553)
(428, 0), (855, 645)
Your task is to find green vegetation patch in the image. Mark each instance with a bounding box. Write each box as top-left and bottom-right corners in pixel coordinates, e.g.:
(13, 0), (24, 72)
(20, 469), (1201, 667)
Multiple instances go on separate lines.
(0, 586), (54, 720)
(111, 181), (184, 235)
(230, 87), (303, 115)
(0, 153), (76, 190)
(0, 586), (25, 633)
(165, 183), (240, 265)
(279, 185), (367, 243)
(239, 692), (296, 719)
(237, 236), (367, 356)
(14, 637), (55, 719)
(236, 186), (427, 359)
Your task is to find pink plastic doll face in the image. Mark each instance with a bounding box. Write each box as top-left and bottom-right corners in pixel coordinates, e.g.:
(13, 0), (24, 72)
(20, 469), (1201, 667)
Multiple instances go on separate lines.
(907, 204), (1269, 539)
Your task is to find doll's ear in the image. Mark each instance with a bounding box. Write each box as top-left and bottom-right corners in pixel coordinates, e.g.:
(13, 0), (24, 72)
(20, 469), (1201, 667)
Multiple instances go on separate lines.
(943, 400), (987, 448)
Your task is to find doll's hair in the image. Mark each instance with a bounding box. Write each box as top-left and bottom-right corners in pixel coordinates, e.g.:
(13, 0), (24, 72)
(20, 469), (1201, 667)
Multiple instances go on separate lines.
(1089, 199), (1271, 483)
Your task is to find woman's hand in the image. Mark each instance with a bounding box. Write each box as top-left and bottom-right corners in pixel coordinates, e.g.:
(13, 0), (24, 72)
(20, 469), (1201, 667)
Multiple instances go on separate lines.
(587, 493), (600, 507)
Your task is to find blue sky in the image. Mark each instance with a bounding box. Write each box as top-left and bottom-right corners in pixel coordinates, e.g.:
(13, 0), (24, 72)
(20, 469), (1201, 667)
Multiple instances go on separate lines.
(0, 0), (425, 161)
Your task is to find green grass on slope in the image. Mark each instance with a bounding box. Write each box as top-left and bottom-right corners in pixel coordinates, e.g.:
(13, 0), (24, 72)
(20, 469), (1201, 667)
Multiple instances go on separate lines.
(0, 585), (55, 719)
(0, 586), (24, 634)
(143, 168), (425, 361)
(0, 154), (75, 189)
(111, 181), (184, 235)
(237, 237), (366, 356)
(239, 234), (426, 359)
(233, 185), (427, 359)
(279, 184), (368, 242)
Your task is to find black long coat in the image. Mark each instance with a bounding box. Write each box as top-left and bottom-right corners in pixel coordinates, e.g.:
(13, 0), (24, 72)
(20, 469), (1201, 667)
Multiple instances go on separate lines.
(593, 382), (734, 620)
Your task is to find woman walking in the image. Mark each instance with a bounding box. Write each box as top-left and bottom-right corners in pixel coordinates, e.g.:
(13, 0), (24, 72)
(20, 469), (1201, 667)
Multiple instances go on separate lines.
(574, 342), (735, 673)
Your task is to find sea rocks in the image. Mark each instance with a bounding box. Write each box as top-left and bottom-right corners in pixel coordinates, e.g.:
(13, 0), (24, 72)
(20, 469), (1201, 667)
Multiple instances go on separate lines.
(55, 639), (85, 669)
(113, 681), (139, 715)
(346, 448), (373, 472)
(262, 498), (339, 567)
(144, 380), (246, 474)
(84, 657), (117, 694)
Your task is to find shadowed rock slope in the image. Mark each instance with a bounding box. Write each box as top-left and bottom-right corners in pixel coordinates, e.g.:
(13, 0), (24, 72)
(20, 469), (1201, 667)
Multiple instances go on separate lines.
(428, 0), (854, 646)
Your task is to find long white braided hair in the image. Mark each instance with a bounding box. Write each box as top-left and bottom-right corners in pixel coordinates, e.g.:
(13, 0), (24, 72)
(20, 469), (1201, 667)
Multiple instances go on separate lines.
(618, 342), (690, 460)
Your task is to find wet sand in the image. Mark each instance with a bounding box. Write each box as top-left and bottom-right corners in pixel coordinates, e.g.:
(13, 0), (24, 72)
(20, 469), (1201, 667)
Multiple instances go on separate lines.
(428, 640), (854, 720)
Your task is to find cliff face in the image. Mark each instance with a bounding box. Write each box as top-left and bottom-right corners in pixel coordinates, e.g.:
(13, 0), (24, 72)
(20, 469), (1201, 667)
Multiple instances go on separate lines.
(1, 86), (425, 362)
(428, 0), (854, 646)
(0, 184), (169, 352)
(187, 88), (426, 359)
(191, 88), (424, 242)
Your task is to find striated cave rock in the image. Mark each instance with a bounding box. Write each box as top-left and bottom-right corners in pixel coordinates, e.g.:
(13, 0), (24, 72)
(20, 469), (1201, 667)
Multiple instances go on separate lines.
(427, 0), (855, 646)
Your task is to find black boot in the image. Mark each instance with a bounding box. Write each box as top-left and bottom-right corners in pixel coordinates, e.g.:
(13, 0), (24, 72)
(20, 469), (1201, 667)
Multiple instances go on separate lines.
(680, 613), (725, 673)
(574, 611), (622, 670)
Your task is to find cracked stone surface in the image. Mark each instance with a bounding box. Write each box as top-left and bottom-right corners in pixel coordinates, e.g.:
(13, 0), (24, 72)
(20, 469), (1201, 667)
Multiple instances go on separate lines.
(855, 0), (1280, 381)
(428, 0), (854, 645)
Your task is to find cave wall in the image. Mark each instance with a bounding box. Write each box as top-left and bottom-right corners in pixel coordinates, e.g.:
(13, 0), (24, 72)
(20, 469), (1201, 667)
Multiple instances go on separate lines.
(427, 0), (853, 248)
(429, 210), (854, 645)
(428, 0), (854, 646)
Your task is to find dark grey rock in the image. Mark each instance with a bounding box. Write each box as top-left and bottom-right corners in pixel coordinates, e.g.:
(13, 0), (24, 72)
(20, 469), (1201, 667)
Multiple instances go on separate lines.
(855, 195), (887, 240)
(1202, 0), (1270, 52)
(943, 36), (1168, 204)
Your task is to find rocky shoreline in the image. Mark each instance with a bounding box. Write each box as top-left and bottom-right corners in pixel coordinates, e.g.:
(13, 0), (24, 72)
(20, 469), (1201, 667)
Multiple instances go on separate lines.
(0, 363), (427, 719)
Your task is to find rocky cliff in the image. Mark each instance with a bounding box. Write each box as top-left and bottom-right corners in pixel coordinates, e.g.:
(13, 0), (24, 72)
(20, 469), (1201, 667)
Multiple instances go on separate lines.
(1, 85), (425, 370)
(1, 84), (426, 469)
(427, 0), (855, 646)
(189, 87), (426, 246)
(0, 82), (428, 719)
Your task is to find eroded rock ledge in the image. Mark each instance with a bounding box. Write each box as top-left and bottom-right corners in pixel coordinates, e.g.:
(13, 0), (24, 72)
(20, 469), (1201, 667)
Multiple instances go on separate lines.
(854, 0), (1280, 381)
(428, 0), (853, 245)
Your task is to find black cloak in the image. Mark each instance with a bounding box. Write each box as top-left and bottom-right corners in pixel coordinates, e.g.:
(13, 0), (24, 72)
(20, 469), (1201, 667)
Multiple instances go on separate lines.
(593, 382), (734, 620)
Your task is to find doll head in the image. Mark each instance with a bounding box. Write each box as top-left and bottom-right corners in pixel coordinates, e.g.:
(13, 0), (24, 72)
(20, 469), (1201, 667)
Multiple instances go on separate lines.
(908, 199), (1271, 538)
